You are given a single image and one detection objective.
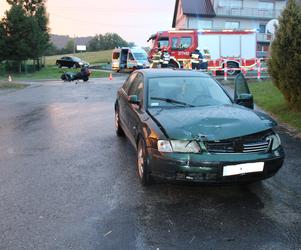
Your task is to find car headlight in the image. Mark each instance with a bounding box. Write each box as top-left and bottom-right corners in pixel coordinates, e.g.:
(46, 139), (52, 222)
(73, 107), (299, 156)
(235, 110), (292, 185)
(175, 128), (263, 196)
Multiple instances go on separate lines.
(157, 140), (201, 153)
(267, 133), (281, 150)
(79, 62), (83, 65)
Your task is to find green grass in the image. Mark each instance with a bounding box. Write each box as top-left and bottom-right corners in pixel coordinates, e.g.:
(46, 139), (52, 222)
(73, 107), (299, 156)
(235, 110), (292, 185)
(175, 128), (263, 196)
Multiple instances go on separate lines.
(249, 80), (301, 132)
(45, 50), (112, 66)
(0, 66), (109, 81)
(0, 82), (29, 89)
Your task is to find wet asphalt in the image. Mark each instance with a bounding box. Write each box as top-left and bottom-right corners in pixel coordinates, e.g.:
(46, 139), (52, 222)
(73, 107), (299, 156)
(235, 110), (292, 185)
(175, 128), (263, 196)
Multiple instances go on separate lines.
(0, 76), (300, 250)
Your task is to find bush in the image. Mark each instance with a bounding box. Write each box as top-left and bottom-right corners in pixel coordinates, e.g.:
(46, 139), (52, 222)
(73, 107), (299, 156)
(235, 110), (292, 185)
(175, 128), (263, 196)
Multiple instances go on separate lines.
(268, 0), (301, 111)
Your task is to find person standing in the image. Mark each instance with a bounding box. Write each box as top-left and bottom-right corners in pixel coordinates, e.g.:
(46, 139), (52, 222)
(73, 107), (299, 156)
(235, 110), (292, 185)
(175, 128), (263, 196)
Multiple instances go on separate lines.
(160, 47), (170, 68)
(190, 47), (203, 70)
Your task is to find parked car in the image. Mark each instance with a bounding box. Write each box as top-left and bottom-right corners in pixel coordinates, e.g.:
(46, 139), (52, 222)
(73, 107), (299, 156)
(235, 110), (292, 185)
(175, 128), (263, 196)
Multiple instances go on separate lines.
(114, 69), (284, 185)
(56, 56), (89, 68)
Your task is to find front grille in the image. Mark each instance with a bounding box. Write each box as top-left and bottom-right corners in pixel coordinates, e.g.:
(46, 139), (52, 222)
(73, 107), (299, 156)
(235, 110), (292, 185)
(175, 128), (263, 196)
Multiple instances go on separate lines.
(205, 142), (235, 153)
(205, 129), (273, 154)
(243, 141), (270, 153)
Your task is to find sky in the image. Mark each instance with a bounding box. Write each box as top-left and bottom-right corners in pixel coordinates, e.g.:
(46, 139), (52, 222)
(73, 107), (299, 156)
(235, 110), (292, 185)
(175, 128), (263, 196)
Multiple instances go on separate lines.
(0, 0), (175, 46)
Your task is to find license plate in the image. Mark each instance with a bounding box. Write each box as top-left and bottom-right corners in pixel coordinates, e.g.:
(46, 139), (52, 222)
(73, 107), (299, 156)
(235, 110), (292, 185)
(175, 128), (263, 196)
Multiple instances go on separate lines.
(223, 162), (264, 177)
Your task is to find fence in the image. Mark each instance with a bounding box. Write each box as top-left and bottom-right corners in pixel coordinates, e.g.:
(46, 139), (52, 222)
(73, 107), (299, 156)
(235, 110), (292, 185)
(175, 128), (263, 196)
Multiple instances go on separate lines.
(207, 58), (269, 80)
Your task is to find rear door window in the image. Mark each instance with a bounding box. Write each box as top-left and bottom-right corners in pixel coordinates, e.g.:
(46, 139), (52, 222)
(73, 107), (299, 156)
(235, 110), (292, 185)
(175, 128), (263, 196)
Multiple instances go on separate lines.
(122, 73), (137, 95)
(113, 52), (120, 59)
(128, 73), (144, 102)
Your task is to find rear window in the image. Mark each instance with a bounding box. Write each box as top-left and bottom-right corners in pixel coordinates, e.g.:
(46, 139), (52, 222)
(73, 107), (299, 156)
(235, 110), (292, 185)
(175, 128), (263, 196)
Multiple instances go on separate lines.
(113, 52), (120, 60)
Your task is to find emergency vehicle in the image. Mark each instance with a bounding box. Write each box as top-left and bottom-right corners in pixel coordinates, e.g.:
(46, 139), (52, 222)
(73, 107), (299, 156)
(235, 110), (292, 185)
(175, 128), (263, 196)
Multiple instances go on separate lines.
(147, 29), (258, 75)
(112, 47), (149, 72)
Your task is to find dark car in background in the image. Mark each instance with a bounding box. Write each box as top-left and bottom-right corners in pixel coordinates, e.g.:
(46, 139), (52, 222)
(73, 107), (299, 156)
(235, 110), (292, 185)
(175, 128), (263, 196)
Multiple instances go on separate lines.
(114, 69), (284, 185)
(56, 56), (89, 68)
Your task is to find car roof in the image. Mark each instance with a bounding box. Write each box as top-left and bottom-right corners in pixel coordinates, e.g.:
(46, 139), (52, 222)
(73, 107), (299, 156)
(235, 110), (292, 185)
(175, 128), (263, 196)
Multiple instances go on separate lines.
(136, 69), (211, 78)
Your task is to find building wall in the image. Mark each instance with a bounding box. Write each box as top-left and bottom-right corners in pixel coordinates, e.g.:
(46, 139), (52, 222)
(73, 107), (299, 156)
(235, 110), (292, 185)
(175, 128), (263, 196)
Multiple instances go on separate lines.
(188, 16), (269, 31)
(175, 0), (188, 29)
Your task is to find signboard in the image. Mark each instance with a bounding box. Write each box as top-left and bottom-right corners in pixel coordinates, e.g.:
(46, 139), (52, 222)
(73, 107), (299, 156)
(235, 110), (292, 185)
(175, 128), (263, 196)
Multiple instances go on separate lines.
(77, 45), (87, 51)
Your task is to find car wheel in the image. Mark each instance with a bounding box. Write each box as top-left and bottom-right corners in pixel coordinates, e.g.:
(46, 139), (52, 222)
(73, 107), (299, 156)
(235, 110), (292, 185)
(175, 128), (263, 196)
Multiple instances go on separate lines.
(226, 62), (240, 76)
(137, 138), (153, 186)
(115, 107), (124, 137)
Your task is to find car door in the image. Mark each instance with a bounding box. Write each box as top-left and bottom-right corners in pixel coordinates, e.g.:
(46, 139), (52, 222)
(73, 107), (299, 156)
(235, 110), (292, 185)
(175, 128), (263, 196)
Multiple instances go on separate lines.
(125, 73), (145, 146)
(234, 73), (254, 109)
(118, 72), (137, 136)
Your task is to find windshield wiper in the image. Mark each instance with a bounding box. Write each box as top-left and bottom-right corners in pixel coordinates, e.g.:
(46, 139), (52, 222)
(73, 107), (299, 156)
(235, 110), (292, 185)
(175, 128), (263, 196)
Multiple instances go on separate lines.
(150, 97), (195, 107)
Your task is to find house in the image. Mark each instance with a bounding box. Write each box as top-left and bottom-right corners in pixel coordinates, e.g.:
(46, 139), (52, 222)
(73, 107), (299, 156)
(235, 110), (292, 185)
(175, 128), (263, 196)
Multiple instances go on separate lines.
(172, 0), (286, 56)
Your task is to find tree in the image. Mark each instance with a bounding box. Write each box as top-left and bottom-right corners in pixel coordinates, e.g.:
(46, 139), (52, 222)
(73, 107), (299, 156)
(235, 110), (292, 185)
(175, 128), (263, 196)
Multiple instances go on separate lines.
(2, 4), (32, 72)
(4, 0), (50, 70)
(0, 22), (6, 62)
(268, 0), (301, 111)
(7, 0), (46, 15)
(87, 33), (129, 51)
(28, 5), (50, 68)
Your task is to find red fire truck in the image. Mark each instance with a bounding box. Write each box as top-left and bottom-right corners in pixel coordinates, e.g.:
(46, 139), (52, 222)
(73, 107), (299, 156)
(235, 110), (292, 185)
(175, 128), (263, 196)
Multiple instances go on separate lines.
(147, 29), (258, 75)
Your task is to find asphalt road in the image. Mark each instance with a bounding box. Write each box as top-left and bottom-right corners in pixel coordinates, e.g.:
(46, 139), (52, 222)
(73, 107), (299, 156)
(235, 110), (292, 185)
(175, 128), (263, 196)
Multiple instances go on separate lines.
(0, 76), (300, 250)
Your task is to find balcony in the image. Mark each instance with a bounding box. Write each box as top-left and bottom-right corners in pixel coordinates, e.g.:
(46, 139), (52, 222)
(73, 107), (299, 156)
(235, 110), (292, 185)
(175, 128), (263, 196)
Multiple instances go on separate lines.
(215, 7), (282, 20)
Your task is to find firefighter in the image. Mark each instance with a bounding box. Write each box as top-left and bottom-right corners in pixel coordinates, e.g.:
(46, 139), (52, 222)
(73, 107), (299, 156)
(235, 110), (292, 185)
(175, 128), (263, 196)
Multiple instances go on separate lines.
(160, 47), (170, 68)
(151, 48), (162, 68)
(190, 47), (203, 70)
(200, 47), (209, 70)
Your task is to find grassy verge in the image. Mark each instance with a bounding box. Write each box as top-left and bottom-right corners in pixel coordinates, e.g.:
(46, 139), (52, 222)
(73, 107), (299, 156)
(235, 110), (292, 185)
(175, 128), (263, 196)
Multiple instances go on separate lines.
(0, 82), (29, 89)
(0, 66), (109, 81)
(249, 80), (301, 132)
(45, 50), (112, 66)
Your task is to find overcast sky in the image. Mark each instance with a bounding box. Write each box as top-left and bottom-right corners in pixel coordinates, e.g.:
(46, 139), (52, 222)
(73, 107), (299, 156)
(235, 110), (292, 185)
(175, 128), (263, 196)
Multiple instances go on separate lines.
(0, 0), (175, 46)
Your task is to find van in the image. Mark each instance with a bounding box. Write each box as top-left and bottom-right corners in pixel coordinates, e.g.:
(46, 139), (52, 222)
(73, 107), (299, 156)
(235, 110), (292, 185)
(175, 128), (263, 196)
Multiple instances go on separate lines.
(112, 47), (150, 72)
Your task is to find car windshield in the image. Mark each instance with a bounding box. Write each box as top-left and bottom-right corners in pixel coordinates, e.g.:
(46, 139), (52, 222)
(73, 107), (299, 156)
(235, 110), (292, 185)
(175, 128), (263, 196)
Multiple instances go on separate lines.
(148, 77), (232, 108)
(133, 52), (148, 61)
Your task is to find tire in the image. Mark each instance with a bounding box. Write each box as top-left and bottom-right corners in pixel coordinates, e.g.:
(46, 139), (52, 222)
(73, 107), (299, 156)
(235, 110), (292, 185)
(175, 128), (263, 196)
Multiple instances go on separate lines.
(58, 63), (62, 68)
(83, 77), (89, 82)
(226, 62), (240, 76)
(115, 107), (124, 137)
(137, 138), (153, 186)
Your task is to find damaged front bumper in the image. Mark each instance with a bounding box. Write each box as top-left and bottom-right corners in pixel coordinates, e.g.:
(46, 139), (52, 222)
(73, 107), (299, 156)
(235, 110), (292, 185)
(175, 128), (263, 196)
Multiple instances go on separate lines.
(148, 147), (285, 183)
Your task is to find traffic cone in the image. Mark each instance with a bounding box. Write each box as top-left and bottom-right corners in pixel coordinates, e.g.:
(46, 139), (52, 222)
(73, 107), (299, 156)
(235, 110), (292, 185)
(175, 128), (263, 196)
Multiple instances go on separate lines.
(109, 73), (113, 80)
(8, 75), (12, 82)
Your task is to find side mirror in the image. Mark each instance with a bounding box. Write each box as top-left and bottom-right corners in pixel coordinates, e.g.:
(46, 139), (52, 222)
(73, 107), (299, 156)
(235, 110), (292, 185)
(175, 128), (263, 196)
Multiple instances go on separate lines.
(128, 95), (140, 105)
(235, 93), (254, 109)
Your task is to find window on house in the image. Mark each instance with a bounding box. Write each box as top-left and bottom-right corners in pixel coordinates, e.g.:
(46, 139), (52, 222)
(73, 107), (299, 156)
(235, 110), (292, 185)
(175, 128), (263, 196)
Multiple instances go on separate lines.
(219, 0), (242, 8)
(197, 20), (213, 29)
(225, 21), (240, 29)
(259, 24), (266, 33)
(258, 1), (274, 10)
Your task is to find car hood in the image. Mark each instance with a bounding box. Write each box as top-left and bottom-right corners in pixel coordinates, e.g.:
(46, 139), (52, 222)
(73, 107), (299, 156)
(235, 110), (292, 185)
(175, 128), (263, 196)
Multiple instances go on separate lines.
(148, 104), (277, 141)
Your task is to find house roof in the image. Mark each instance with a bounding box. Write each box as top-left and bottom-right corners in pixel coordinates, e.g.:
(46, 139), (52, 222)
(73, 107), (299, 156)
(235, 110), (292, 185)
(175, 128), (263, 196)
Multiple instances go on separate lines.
(172, 0), (216, 27)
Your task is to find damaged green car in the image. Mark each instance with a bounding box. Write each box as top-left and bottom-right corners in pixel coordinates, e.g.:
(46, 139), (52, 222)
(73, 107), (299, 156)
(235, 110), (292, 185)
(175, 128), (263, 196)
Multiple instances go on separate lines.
(114, 69), (284, 185)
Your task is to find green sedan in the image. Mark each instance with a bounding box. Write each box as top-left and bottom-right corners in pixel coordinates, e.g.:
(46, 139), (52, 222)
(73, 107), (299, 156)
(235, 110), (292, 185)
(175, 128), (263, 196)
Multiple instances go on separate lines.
(114, 69), (284, 185)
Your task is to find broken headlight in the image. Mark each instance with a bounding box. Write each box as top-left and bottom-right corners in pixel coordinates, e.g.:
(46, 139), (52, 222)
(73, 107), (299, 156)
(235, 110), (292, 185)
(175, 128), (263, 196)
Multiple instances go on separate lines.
(267, 133), (281, 150)
(157, 140), (201, 153)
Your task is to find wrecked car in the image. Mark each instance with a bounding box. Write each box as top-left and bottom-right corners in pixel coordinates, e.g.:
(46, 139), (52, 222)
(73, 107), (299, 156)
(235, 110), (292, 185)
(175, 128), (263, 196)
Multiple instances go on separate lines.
(114, 69), (284, 185)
